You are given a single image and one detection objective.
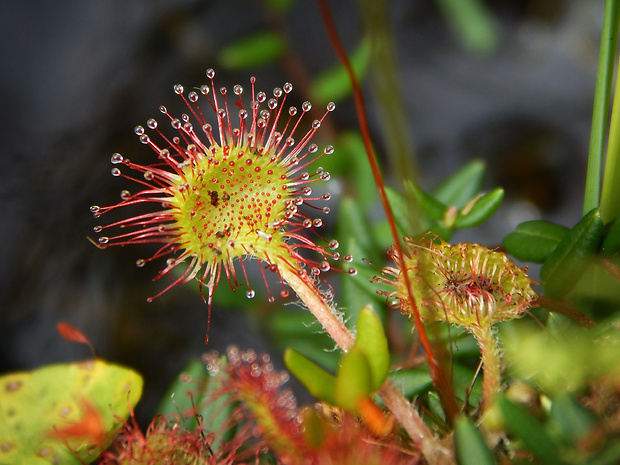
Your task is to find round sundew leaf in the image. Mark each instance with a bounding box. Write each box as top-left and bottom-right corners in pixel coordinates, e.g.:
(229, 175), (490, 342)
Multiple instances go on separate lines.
(0, 359), (143, 464)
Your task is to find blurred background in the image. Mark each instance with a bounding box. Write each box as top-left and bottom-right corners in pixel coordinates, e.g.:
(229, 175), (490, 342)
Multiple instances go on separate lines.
(0, 0), (601, 422)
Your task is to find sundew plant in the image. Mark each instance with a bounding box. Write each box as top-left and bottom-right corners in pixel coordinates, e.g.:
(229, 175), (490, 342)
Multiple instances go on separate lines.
(4, 1), (620, 465)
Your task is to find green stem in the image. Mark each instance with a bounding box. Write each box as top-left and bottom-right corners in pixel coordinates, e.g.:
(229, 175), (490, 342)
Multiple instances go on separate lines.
(468, 325), (502, 414)
(586, 0), (620, 215)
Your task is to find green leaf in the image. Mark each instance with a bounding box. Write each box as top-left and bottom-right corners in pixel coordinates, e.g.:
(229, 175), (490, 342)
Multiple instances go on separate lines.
(334, 346), (373, 412)
(435, 0), (498, 55)
(385, 186), (416, 238)
(497, 396), (561, 464)
(218, 31), (286, 69)
(311, 37), (371, 104)
(454, 187), (504, 229)
(540, 208), (605, 297)
(335, 132), (378, 206)
(406, 180), (448, 223)
(602, 218), (620, 254)
(354, 305), (389, 391)
(157, 358), (232, 440)
(0, 360), (142, 464)
(549, 392), (595, 443)
(504, 220), (570, 263)
(387, 369), (433, 398)
(432, 159), (486, 209)
(454, 416), (496, 465)
(284, 348), (336, 405)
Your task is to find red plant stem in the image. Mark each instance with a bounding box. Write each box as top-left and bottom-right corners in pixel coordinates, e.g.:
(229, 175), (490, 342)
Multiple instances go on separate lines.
(315, 0), (458, 422)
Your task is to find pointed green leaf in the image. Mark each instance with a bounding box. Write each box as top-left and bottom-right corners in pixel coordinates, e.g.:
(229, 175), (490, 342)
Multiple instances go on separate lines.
(284, 348), (336, 405)
(406, 180), (448, 222)
(497, 396), (561, 464)
(157, 358), (233, 440)
(454, 416), (496, 465)
(503, 221), (570, 263)
(0, 360), (142, 464)
(219, 31), (286, 69)
(432, 159), (486, 209)
(385, 186), (415, 238)
(334, 346), (373, 412)
(602, 218), (620, 254)
(354, 306), (389, 391)
(540, 208), (605, 297)
(454, 187), (504, 229)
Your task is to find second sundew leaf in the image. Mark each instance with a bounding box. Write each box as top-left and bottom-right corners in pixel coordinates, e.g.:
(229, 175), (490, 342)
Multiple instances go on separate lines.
(454, 416), (496, 465)
(432, 159), (486, 209)
(497, 396), (562, 464)
(454, 187), (504, 229)
(334, 346), (373, 413)
(540, 208), (605, 297)
(354, 306), (389, 391)
(503, 220), (570, 263)
(284, 348), (336, 405)
(218, 30), (286, 69)
(0, 360), (142, 465)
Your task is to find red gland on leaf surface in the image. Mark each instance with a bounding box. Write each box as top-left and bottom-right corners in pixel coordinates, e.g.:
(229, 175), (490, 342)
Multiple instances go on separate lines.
(91, 69), (350, 339)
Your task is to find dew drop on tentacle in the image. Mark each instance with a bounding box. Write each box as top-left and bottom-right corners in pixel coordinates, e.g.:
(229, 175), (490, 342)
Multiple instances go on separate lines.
(348, 268), (358, 276)
(327, 101), (336, 112)
(312, 218), (322, 228)
(200, 85), (209, 96)
(111, 153), (124, 164)
(283, 82), (293, 93)
(90, 205), (100, 213)
(120, 190), (131, 200)
(173, 84), (184, 95)
(344, 254), (353, 263)
(324, 145), (334, 155)
(136, 259), (145, 268)
(320, 261), (330, 272)
(302, 101), (312, 112)
(111, 167), (121, 176)
(93, 226), (102, 233)
(280, 290), (289, 298)
(188, 91), (199, 103)
(206, 68), (215, 79)
(147, 118), (157, 129)
(329, 240), (339, 250)
(98, 237), (109, 245)
(246, 289), (256, 299)
(289, 106), (297, 116)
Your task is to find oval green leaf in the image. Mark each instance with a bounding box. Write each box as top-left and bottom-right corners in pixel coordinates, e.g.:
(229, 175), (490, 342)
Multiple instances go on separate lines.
(405, 180), (448, 223)
(454, 187), (504, 229)
(497, 396), (561, 464)
(454, 416), (496, 465)
(0, 360), (142, 464)
(284, 348), (336, 405)
(503, 220), (570, 263)
(540, 208), (605, 297)
(334, 347), (372, 412)
(354, 305), (389, 391)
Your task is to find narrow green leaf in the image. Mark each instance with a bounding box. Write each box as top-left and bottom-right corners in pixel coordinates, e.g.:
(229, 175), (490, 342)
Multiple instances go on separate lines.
(497, 396), (561, 464)
(454, 416), (496, 465)
(387, 369), (433, 398)
(454, 187), (504, 229)
(540, 208), (605, 297)
(354, 305), (389, 390)
(435, 0), (498, 55)
(602, 219), (620, 254)
(432, 159), (486, 209)
(385, 186), (415, 238)
(503, 221), (570, 263)
(284, 348), (336, 405)
(406, 180), (448, 222)
(334, 346), (372, 412)
(218, 31), (286, 69)
(311, 37), (371, 104)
